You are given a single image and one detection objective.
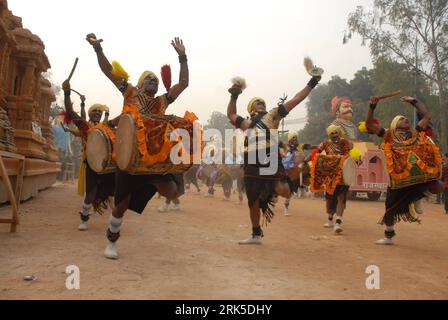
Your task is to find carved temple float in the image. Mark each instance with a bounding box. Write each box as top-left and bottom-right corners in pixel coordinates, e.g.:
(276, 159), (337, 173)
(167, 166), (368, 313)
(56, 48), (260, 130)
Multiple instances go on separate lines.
(0, 0), (60, 203)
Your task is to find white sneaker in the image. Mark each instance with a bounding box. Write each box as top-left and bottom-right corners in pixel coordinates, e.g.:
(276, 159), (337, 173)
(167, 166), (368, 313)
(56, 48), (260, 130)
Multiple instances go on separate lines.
(158, 203), (169, 213)
(78, 221), (88, 231)
(223, 197), (230, 201)
(284, 207), (290, 216)
(376, 238), (394, 245)
(323, 221), (334, 228)
(172, 203), (181, 211)
(104, 241), (119, 259)
(238, 236), (262, 245)
(334, 224), (343, 234)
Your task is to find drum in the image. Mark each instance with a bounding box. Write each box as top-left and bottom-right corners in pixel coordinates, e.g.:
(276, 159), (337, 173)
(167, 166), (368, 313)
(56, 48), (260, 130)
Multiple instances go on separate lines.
(342, 157), (356, 186)
(379, 151), (391, 188)
(286, 162), (311, 189)
(86, 127), (116, 174)
(387, 160), (442, 190)
(381, 136), (442, 190)
(115, 113), (198, 175)
(310, 154), (355, 193)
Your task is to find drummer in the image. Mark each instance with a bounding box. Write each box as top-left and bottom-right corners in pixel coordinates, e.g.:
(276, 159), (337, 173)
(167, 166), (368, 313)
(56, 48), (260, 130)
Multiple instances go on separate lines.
(202, 140), (220, 197)
(226, 147), (245, 204)
(184, 165), (201, 194)
(218, 147), (244, 202)
(282, 131), (314, 215)
(366, 96), (443, 245)
(86, 33), (189, 259)
(62, 79), (115, 231)
(227, 72), (321, 245)
(307, 125), (354, 234)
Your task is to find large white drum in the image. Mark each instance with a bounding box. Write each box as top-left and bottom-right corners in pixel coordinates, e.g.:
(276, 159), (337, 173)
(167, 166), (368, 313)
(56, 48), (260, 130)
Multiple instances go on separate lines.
(86, 127), (116, 174)
(342, 157), (356, 186)
(115, 113), (137, 172)
(378, 151), (391, 188)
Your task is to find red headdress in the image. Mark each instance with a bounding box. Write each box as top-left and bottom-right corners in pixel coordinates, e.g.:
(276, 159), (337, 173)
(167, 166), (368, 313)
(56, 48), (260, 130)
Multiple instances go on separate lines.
(161, 65), (172, 92)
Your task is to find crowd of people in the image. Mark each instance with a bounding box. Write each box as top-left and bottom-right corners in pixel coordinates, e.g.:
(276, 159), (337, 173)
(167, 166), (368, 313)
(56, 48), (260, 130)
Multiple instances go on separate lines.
(57, 33), (447, 260)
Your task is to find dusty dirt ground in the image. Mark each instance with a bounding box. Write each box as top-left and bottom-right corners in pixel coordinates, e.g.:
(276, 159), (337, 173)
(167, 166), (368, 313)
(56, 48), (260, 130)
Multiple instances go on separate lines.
(0, 181), (447, 300)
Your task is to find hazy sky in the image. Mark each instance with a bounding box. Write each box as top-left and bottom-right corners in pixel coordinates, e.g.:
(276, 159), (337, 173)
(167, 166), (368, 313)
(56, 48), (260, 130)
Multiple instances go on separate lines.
(8, 0), (373, 129)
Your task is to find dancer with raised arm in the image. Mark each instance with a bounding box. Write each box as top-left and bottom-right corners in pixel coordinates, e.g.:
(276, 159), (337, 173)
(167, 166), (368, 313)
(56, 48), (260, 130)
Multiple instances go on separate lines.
(86, 33), (190, 259)
(227, 67), (321, 245)
(366, 96), (443, 245)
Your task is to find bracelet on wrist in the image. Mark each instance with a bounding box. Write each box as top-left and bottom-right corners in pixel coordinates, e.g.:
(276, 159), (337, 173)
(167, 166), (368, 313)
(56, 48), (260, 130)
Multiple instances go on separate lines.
(307, 77), (319, 89)
(64, 91), (71, 97)
(94, 45), (103, 53)
(179, 54), (188, 63)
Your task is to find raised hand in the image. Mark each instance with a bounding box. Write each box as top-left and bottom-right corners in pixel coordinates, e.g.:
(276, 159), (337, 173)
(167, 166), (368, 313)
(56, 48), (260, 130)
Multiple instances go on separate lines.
(171, 37), (186, 56)
(62, 79), (70, 93)
(228, 85), (242, 96)
(86, 33), (103, 47)
(80, 95), (86, 103)
(401, 96), (417, 104)
(369, 96), (381, 105)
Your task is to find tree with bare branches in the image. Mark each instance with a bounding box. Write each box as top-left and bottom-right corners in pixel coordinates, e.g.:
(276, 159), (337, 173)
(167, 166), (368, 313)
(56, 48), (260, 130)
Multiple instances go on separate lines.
(346, 0), (448, 152)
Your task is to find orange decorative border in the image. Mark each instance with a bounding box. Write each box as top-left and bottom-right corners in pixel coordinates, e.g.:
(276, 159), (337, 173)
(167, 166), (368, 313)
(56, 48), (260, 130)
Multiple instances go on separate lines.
(88, 123), (116, 143)
(310, 154), (346, 195)
(383, 132), (442, 180)
(123, 103), (199, 166)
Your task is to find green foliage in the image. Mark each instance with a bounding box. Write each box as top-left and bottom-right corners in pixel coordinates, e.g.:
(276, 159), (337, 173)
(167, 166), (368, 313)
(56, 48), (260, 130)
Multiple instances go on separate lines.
(345, 0), (448, 151)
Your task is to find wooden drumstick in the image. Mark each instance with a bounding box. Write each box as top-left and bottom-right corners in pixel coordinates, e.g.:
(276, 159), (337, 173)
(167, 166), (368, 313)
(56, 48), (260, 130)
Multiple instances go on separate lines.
(67, 57), (79, 81)
(377, 90), (401, 101)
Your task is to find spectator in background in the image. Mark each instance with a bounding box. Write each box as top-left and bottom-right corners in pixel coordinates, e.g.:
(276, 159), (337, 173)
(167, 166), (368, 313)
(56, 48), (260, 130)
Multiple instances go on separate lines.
(52, 115), (71, 180)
